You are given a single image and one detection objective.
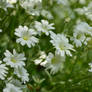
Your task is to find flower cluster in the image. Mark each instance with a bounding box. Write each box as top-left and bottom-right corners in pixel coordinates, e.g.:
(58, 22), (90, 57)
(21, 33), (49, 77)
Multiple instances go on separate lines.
(20, 0), (42, 16)
(75, 2), (92, 21)
(2, 49), (29, 92)
(0, 0), (92, 91)
(71, 21), (92, 47)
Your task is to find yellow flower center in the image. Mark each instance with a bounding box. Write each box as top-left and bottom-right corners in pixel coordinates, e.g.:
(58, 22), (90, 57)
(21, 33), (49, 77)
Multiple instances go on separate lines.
(59, 44), (65, 50)
(52, 57), (58, 64)
(23, 36), (29, 41)
(76, 34), (82, 39)
(42, 25), (48, 30)
(11, 57), (16, 63)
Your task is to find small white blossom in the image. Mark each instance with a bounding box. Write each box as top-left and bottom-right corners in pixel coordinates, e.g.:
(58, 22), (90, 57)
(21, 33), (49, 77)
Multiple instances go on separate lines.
(88, 62), (92, 72)
(0, 61), (8, 80)
(5, 78), (26, 89)
(53, 3), (75, 19)
(35, 20), (55, 36)
(10, 79), (23, 87)
(14, 66), (29, 83)
(3, 83), (22, 92)
(0, 29), (2, 32)
(41, 10), (53, 19)
(7, 0), (17, 4)
(3, 49), (26, 68)
(79, 0), (86, 4)
(57, 0), (69, 6)
(71, 33), (86, 47)
(20, 0), (42, 16)
(0, 0), (13, 11)
(34, 51), (47, 66)
(75, 2), (92, 21)
(15, 25), (39, 48)
(71, 22), (92, 47)
(45, 51), (65, 74)
(74, 21), (92, 35)
(50, 31), (74, 56)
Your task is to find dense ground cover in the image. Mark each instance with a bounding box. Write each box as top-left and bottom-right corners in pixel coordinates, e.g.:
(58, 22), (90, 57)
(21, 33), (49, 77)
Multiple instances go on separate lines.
(0, 0), (92, 92)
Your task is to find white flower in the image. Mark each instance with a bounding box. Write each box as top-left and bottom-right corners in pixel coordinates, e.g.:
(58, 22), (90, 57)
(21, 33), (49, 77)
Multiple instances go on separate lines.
(34, 51), (47, 66)
(88, 62), (92, 72)
(75, 2), (92, 21)
(14, 66), (29, 83)
(0, 29), (2, 32)
(50, 31), (74, 56)
(53, 2), (75, 19)
(0, 61), (8, 80)
(3, 83), (22, 92)
(0, 0), (13, 11)
(20, 0), (42, 16)
(79, 0), (86, 4)
(15, 25), (39, 48)
(71, 33), (91, 47)
(7, 0), (17, 4)
(9, 79), (24, 88)
(71, 22), (92, 47)
(75, 8), (85, 15)
(41, 10), (53, 19)
(3, 49), (26, 68)
(35, 20), (55, 36)
(57, 0), (69, 6)
(74, 22), (92, 35)
(71, 33), (86, 47)
(6, 78), (26, 89)
(45, 51), (65, 74)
